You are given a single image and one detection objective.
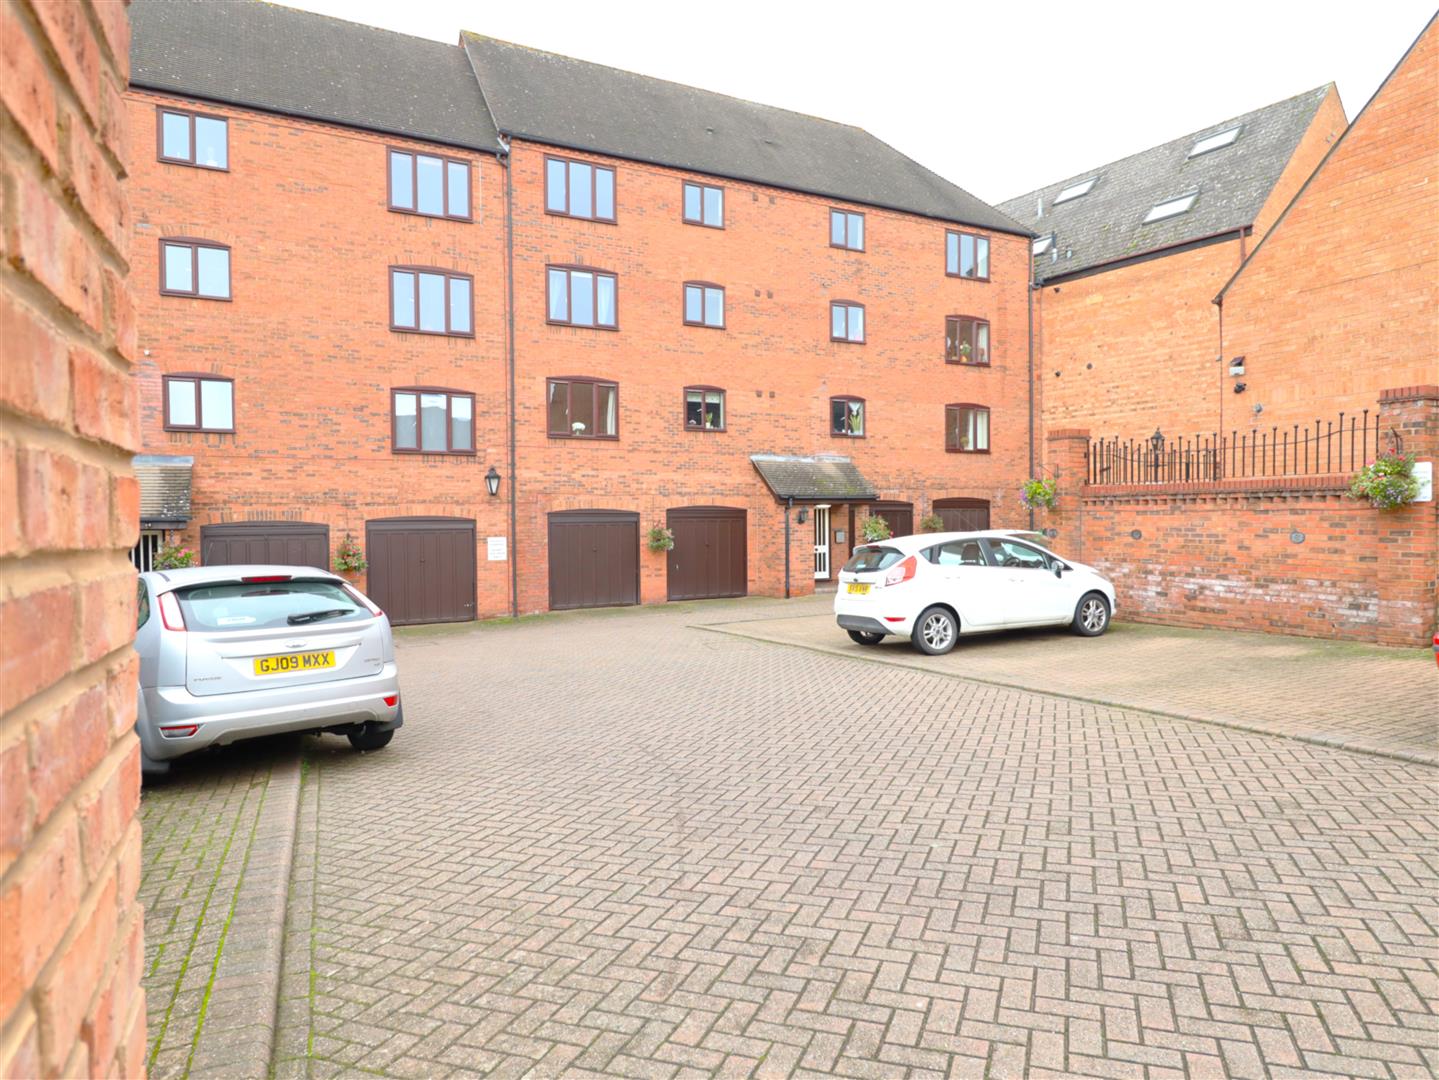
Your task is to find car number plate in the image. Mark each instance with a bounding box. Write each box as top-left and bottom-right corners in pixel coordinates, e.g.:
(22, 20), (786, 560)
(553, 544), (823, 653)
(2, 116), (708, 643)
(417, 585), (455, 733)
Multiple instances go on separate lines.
(846, 583), (871, 595)
(253, 650), (335, 675)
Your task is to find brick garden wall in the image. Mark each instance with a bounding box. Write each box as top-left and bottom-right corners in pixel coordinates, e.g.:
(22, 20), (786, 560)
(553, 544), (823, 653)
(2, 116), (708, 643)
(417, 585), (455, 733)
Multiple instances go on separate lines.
(1044, 388), (1439, 647)
(1, 1), (147, 1076)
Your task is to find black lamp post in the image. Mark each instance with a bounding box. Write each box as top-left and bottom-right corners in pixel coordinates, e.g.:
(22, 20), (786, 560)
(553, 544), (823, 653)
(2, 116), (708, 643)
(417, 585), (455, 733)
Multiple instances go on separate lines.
(484, 466), (501, 497)
(1149, 429), (1165, 481)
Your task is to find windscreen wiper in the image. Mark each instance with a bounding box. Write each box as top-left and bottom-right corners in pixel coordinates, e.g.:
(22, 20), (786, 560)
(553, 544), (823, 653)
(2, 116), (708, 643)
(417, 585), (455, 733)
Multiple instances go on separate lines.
(287, 608), (353, 625)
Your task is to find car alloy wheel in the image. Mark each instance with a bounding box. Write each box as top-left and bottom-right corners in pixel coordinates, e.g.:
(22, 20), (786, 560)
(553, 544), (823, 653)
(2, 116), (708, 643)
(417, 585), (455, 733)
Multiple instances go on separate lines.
(921, 611), (954, 652)
(1080, 597), (1108, 634)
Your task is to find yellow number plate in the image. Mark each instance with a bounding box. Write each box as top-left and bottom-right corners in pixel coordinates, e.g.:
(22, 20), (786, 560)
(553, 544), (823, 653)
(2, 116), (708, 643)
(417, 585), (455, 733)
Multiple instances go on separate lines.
(846, 582), (871, 595)
(253, 650), (335, 675)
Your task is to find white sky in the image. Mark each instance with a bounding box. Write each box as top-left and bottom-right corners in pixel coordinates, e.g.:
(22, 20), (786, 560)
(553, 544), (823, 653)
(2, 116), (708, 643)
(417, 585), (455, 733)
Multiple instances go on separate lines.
(285, 0), (1433, 205)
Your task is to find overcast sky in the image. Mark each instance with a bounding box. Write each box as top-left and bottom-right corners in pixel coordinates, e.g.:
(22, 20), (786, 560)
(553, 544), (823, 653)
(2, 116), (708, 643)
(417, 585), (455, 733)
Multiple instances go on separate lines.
(286, 0), (1432, 206)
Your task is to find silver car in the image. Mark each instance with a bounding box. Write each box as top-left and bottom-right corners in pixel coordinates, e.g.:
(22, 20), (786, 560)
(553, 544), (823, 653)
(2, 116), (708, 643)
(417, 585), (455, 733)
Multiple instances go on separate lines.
(135, 565), (402, 774)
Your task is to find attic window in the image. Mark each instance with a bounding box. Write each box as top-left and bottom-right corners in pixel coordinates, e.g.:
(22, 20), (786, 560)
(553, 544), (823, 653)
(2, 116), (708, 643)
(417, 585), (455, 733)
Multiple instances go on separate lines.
(1053, 177), (1097, 204)
(1032, 234), (1054, 257)
(1189, 126), (1241, 158)
(1143, 191), (1198, 224)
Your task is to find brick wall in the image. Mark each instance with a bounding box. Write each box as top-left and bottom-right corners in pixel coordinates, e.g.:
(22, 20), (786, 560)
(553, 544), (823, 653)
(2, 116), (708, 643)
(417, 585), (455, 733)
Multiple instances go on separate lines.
(1219, 21), (1437, 430)
(1044, 388), (1438, 647)
(1, 2), (146, 1077)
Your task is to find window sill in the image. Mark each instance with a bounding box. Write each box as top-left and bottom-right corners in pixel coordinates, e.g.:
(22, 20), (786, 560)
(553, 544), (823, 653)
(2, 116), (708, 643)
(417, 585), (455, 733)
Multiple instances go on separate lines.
(389, 326), (476, 339)
(387, 206), (473, 223)
(945, 447), (992, 454)
(547, 433), (620, 441)
(391, 448), (477, 457)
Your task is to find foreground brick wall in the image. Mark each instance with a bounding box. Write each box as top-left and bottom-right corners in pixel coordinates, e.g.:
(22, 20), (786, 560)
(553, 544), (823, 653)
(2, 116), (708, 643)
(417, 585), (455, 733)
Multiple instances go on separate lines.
(1, 1), (146, 1076)
(1044, 389), (1438, 646)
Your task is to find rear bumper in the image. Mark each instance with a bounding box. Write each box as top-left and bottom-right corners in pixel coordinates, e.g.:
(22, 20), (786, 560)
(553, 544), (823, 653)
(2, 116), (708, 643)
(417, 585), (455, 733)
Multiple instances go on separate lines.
(837, 614), (895, 635)
(138, 662), (402, 761)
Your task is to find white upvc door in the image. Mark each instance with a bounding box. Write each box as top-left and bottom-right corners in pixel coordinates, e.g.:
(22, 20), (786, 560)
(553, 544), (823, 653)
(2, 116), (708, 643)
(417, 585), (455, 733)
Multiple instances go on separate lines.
(813, 506), (831, 579)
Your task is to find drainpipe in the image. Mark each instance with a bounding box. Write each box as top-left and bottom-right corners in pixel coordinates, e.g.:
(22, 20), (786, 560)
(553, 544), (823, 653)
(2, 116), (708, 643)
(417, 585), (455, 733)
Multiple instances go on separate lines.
(501, 140), (519, 618)
(1027, 260), (1037, 532)
(1216, 294), (1224, 440)
(784, 498), (793, 599)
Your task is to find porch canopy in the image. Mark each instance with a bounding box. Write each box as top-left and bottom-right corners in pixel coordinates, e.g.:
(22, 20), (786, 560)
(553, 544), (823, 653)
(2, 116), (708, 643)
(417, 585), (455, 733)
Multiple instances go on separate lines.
(134, 454), (193, 529)
(750, 453), (877, 503)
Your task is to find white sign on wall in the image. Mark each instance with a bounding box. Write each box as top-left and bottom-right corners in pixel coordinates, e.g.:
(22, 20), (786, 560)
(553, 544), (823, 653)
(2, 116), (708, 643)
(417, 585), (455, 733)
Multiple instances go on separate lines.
(1414, 460), (1434, 503)
(486, 536), (507, 561)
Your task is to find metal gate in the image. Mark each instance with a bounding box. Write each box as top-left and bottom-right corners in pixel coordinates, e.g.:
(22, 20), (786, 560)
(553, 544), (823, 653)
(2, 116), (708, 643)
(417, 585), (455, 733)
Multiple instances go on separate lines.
(547, 510), (640, 610)
(666, 506), (747, 601)
(365, 517), (476, 626)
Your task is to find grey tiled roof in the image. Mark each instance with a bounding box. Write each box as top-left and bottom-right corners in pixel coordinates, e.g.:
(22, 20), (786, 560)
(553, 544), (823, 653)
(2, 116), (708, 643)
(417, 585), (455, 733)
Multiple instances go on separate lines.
(134, 455), (193, 526)
(462, 34), (1028, 234)
(1000, 87), (1333, 282)
(129, 0), (500, 152)
(750, 455), (877, 502)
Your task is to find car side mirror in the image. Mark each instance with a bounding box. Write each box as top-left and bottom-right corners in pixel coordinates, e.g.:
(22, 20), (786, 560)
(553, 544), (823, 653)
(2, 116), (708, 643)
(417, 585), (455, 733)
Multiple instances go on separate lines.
(1053, 564), (1065, 578)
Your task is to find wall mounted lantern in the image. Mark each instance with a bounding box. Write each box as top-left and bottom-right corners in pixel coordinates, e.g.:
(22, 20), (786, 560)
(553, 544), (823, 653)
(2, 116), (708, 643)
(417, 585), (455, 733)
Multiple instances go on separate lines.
(484, 466), (501, 497)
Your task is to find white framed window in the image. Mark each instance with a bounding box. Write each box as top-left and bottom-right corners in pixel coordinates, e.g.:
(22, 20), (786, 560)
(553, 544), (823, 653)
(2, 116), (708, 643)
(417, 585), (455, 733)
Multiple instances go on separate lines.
(1143, 191), (1199, 224)
(1189, 126), (1241, 158)
(1032, 233), (1054, 257)
(1054, 177), (1097, 203)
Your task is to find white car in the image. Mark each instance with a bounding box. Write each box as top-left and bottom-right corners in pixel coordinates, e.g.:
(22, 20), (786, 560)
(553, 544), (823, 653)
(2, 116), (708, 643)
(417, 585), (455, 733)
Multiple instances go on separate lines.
(833, 530), (1117, 654)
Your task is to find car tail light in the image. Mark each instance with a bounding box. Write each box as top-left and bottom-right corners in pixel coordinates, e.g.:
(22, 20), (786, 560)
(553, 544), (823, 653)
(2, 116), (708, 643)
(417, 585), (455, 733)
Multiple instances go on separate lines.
(341, 583), (383, 618)
(241, 575), (292, 583)
(158, 591), (186, 631)
(883, 556), (918, 587)
(159, 724), (198, 739)
(383, 695), (398, 707)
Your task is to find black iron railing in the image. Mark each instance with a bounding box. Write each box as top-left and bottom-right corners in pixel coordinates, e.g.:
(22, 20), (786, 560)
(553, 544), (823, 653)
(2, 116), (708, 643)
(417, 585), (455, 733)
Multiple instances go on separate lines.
(1087, 410), (1387, 485)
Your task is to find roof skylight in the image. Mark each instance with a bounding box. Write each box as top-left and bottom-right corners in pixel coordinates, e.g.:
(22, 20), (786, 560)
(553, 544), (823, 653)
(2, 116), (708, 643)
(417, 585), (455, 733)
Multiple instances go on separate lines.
(1054, 177), (1098, 204)
(1188, 125), (1241, 158)
(1032, 233), (1054, 257)
(1143, 191), (1199, 224)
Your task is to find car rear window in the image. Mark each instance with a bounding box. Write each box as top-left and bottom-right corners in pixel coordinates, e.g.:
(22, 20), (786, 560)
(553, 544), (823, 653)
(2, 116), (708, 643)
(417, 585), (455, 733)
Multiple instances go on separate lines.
(841, 546), (904, 573)
(175, 580), (368, 632)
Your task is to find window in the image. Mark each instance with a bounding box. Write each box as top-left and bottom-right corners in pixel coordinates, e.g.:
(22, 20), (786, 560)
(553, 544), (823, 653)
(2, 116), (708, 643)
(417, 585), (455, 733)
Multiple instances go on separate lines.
(830, 209), (864, 251)
(547, 266), (618, 329)
(830, 396), (865, 437)
(924, 539), (988, 567)
(545, 156), (616, 222)
(547, 378), (618, 438)
(390, 267), (473, 336)
(1032, 234), (1054, 257)
(1144, 191), (1199, 223)
(135, 578), (151, 628)
(392, 388), (474, 454)
(160, 239), (230, 299)
(945, 403), (989, 452)
(830, 301), (865, 343)
(1189, 126), (1241, 158)
(683, 282), (725, 328)
(684, 387), (725, 431)
(982, 537), (1051, 570)
(164, 375), (234, 432)
(388, 149), (471, 219)
(841, 546), (903, 572)
(945, 316), (990, 365)
(946, 231), (990, 279)
(683, 181), (724, 227)
(1054, 177), (1097, 204)
(157, 107), (227, 169)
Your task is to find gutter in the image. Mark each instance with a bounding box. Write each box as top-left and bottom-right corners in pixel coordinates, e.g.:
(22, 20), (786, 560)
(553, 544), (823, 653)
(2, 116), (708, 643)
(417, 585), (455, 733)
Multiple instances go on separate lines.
(500, 139), (519, 618)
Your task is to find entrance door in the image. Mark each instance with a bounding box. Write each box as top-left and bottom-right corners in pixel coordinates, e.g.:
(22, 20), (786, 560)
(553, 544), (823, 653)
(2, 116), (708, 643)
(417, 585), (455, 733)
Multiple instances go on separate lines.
(200, 521), (329, 568)
(365, 517), (477, 626)
(548, 510), (640, 610)
(667, 507), (747, 601)
(813, 505), (831, 580)
(933, 498), (990, 532)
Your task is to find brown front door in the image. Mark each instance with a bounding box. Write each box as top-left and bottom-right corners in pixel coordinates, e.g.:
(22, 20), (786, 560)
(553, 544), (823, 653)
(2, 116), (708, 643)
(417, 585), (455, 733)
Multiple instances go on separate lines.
(548, 510), (640, 610)
(365, 517), (477, 626)
(667, 506), (747, 601)
(933, 498), (990, 532)
(868, 501), (914, 539)
(200, 520), (329, 568)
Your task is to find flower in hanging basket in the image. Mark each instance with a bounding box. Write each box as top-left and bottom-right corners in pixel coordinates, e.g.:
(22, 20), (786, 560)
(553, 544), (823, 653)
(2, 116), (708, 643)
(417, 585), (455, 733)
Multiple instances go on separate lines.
(1348, 452), (1420, 509)
(646, 525), (675, 552)
(919, 513), (944, 533)
(859, 515), (892, 542)
(333, 533), (368, 573)
(1020, 477), (1058, 511)
(153, 541), (196, 570)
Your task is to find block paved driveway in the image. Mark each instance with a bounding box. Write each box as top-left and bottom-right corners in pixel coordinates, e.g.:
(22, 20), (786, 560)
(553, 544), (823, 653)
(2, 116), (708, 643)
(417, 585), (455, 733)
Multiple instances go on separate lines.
(143, 597), (1439, 1078)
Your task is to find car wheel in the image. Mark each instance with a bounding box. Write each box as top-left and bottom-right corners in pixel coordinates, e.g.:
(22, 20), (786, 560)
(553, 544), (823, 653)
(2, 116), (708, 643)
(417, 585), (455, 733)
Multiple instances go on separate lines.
(911, 606), (958, 655)
(1072, 593), (1111, 637)
(347, 723), (395, 752)
(846, 629), (885, 646)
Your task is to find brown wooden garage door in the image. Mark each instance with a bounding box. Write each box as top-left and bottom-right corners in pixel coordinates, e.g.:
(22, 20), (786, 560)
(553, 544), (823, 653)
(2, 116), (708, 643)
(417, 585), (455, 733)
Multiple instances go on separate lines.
(868, 501), (914, 539)
(200, 521), (329, 568)
(933, 498), (990, 532)
(366, 517), (476, 626)
(548, 510), (639, 611)
(667, 506), (747, 601)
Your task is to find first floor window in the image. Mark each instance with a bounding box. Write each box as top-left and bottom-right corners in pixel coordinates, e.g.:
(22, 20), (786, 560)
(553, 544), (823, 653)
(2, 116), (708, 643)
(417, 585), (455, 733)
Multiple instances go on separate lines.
(388, 149), (471, 219)
(547, 267), (617, 329)
(390, 267), (472, 336)
(830, 301), (865, 343)
(161, 239), (230, 299)
(684, 387), (725, 431)
(830, 209), (864, 251)
(158, 107), (227, 169)
(946, 230), (990, 279)
(946, 404), (989, 452)
(945, 316), (990, 364)
(164, 375), (234, 432)
(831, 396), (864, 436)
(545, 156), (616, 221)
(683, 181), (724, 227)
(548, 378), (618, 438)
(683, 282), (725, 328)
(392, 389), (474, 454)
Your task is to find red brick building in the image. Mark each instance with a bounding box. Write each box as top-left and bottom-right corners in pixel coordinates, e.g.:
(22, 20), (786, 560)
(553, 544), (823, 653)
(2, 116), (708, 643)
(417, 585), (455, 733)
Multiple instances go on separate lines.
(126, 0), (1032, 623)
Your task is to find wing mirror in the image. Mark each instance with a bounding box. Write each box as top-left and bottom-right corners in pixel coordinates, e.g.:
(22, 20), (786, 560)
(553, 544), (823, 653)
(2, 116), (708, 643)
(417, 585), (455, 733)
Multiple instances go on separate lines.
(1053, 563), (1066, 578)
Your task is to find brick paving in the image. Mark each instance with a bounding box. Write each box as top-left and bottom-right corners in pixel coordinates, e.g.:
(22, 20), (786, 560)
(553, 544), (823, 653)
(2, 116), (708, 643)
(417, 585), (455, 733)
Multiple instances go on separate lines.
(255, 598), (1438, 1078)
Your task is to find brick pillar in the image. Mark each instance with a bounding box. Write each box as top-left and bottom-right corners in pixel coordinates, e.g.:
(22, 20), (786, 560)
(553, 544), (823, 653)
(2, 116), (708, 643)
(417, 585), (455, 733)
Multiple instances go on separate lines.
(1375, 386), (1439, 647)
(1, 1), (145, 1077)
(1046, 428), (1090, 561)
